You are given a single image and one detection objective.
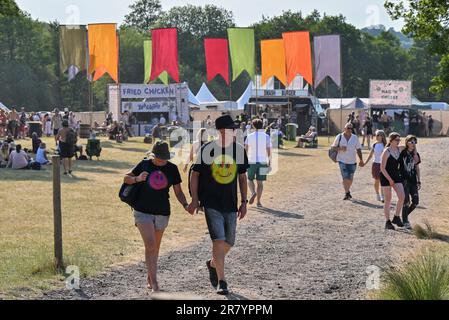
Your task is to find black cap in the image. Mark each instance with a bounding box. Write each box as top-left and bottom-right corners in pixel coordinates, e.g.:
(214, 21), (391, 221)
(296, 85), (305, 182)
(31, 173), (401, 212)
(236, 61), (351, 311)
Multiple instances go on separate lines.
(215, 115), (239, 130)
(150, 141), (172, 160)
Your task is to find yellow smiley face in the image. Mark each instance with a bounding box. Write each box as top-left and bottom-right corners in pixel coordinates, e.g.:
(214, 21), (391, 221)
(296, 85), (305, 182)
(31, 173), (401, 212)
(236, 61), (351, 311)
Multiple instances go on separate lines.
(212, 155), (237, 185)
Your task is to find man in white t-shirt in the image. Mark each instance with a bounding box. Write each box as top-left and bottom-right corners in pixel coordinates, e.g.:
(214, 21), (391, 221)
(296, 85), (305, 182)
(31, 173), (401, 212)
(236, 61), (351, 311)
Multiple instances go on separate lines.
(332, 122), (365, 200)
(245, 119), (272, 207)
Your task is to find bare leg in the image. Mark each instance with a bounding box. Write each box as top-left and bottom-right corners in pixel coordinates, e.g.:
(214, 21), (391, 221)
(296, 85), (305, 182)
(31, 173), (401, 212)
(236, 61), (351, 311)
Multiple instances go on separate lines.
(374, 179), (380, 196)
(343, 179), (353, 193)
(383, 186), (392, 220)
(393, 183), (405, 217)
(63, 158), (68, 173)
(211, 242), (232, 282)
(256, 180), (264, 205)
(137, 223), (160, 291)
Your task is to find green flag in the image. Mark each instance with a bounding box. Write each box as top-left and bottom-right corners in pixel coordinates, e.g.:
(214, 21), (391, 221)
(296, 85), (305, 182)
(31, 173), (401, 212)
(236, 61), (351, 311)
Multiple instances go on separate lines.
(59, 25), (88, 80)
(144, 40), (169, 85)
(227, 28), (255, 81)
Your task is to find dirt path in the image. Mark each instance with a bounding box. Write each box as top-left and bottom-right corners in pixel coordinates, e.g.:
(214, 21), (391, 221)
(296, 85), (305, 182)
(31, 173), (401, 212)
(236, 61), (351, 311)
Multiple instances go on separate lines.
(40, 138), (449, 300)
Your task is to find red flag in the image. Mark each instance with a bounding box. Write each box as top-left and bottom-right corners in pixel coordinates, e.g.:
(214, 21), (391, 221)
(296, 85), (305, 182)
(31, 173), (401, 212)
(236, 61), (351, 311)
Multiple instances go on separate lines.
(204, 38), (229, 85)
(150, 28), (179, 83)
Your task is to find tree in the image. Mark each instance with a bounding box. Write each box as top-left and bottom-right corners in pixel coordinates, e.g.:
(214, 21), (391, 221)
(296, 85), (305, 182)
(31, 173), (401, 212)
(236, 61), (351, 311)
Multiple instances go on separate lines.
(123, 0), (163, 32)
(385, 0), (449, 94)
(0, 0), (21, 17)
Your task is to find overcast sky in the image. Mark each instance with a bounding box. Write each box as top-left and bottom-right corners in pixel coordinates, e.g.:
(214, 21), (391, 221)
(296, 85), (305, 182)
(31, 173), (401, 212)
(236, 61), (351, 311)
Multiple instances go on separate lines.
(15, 0), (404, 30)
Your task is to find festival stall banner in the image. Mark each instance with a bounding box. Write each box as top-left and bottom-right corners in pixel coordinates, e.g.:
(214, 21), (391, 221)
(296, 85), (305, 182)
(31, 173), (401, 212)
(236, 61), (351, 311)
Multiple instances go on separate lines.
(369, 80), (412, 106)
(282, 31), (313, 86)
(150, 28), (180, 83)
(59, 25), (88, 81)
(261, 39), (287, 86)
(144, 40), (169, 85)
(314, 35), (342, 88)
(88, 23), (119, 83)
(204, 38), (230, 85)
(120, 83), (188, 99)
(227, 28), (255, 81)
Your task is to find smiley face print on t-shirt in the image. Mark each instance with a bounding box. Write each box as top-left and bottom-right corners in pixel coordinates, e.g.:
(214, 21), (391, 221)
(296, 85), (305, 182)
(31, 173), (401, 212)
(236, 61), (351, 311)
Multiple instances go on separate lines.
(148, 170), (169, 190)
(211, 154), (237, 185)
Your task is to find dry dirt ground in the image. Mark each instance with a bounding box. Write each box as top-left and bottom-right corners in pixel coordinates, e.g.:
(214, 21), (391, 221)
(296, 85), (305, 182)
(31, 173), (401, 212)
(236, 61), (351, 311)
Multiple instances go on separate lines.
(36, 137), (449, 300)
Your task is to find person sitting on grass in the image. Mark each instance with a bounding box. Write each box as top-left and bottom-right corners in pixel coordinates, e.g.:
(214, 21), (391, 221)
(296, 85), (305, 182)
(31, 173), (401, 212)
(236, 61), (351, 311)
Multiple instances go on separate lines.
(296, 126), (318, 148)
(7, 144), (31, 170)
(36, 142), (51, 165)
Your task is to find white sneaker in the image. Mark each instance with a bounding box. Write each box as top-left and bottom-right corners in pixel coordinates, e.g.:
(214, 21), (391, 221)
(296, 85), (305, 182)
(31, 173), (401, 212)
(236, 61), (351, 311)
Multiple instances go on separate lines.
(377, 194), (382, 202)
(404, 222), (412, 230)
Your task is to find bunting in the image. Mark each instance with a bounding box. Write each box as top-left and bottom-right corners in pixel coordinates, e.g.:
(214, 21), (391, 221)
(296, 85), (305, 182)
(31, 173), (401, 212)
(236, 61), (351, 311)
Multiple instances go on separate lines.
(150, 28), (179, 83)
(282, 31), (313, 86)
(88, 23), (119, 83)
(227, 28), (255, 81)
(59, 25), (88, 81)
(144, 40), (169, 85)
(314, 35), (342, 88)
(261, 39), (287, 86)
(204, 38), (230, 85)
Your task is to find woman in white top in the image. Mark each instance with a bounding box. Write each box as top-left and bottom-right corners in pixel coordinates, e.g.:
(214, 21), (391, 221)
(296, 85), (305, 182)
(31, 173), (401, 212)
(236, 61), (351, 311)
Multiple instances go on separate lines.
(7, 144), (30, 169)
(363, 130), (387, 202)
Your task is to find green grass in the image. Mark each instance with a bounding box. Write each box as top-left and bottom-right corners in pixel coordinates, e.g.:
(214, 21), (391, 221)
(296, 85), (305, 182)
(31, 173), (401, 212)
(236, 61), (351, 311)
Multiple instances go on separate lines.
(378, 249), (449, 300)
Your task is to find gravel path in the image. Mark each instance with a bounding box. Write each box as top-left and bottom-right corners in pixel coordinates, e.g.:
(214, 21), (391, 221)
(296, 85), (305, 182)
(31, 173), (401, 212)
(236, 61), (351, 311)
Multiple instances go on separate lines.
(40, 138), (449, 300)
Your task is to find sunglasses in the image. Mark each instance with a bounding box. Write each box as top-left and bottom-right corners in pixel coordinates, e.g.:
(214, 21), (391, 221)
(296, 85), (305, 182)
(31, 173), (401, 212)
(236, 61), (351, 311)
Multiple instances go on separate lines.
(408, 140), (417, 145)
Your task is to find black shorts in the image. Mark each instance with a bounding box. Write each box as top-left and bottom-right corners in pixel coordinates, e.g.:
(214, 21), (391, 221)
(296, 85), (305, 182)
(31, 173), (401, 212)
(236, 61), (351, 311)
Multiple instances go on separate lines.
(380, 172), (403, 187)
(59, 142), (74, 159)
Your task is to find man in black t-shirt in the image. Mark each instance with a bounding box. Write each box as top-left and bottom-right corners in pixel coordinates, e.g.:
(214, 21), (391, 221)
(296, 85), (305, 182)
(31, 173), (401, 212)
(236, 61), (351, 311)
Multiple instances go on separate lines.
(188, 115), (249, 296)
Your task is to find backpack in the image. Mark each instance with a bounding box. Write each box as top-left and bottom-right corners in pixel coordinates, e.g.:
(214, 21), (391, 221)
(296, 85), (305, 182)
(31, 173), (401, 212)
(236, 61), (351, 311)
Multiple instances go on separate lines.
(66, 129), (76, 146)
(118, 160), (149, 209)
(30, 161), (41, 171)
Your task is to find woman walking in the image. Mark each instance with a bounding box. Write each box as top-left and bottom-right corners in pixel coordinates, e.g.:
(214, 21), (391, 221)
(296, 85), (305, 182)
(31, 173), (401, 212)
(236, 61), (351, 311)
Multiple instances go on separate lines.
(399, 135), (421, 230)
(362, 116), (373, 149)
(380, 132), (406, 230)
(124, 142), (190, 292)
(364, 130), (387, 203)
(183, 128), (208, 173)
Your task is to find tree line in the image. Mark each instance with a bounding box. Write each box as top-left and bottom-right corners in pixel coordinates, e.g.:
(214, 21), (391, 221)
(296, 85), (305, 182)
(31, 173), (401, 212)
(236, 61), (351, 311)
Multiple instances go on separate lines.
(0, 0), (447, 112)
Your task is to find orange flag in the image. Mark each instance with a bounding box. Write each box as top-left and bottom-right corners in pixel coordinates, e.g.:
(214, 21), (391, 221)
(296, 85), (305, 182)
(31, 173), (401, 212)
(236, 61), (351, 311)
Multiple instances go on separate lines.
(261, 39), (287, 86)
(88, 24), (119, 83)
(282, 31), (313, 86)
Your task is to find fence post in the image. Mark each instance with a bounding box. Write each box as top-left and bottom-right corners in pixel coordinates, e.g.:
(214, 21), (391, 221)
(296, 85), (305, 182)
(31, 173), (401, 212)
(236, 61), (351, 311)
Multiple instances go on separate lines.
(52, 155), (63, 270)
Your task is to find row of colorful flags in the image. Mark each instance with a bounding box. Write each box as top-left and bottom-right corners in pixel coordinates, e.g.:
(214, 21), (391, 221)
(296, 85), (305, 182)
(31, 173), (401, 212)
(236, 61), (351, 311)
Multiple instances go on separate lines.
(59, 24), (341, 89)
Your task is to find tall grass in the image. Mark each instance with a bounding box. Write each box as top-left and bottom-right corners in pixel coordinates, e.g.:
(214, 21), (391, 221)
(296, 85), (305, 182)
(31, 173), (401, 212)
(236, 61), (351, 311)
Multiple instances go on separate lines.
(379, 250), (449, 300)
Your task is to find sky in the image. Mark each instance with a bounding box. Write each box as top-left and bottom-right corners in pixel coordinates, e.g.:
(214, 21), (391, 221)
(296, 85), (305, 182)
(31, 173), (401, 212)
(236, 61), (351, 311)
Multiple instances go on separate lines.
(15, 0), (404, 30)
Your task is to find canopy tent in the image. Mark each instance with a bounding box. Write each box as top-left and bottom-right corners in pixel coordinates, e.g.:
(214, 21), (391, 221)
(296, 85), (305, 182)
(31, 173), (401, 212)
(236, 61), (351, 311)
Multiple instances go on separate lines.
(0, 102), (10, 112)
(195, 83), (218, 103)
(188, 88), (201, 106)
(319, 98), (368, 110)
(237, 82), (252, 110)
(424, 102), (448, 110)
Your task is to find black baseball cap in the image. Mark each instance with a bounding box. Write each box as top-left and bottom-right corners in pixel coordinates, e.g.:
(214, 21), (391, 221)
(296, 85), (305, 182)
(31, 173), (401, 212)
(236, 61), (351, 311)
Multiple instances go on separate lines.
(215, 115), (239, 130)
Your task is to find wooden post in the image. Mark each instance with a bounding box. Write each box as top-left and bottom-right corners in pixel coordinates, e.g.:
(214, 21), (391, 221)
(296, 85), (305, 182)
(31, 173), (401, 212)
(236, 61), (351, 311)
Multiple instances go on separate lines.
(52, 155), (63, 270)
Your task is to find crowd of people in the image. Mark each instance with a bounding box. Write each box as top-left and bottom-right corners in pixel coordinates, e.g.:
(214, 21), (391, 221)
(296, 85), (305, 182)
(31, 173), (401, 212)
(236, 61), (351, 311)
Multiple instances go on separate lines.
(0, 107), (87, 175)
(332, 123), (422, 231)
(346, 110), (435, 150)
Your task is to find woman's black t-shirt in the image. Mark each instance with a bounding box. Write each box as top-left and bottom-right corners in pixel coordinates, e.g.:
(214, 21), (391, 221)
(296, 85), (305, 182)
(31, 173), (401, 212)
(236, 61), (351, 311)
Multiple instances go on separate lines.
(131, 159), (182, 216)
(399, 150), (421, 184)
